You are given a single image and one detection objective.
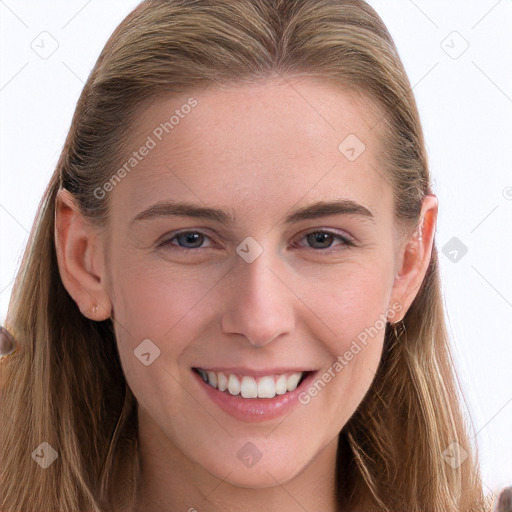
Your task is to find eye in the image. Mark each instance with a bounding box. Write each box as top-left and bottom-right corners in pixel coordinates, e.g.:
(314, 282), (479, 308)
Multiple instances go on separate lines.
(157, 228), (355, 254)
(291, 229), (355, 252)
(157, 230), (214, 251)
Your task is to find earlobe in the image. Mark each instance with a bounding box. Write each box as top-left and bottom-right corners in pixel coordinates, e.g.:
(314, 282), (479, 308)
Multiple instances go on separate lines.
(54, 188), (112, 321)
(388, 194), (438, 320)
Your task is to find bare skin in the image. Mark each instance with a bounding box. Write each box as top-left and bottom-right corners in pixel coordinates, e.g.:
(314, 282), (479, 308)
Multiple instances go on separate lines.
(55, 75), (437, 512)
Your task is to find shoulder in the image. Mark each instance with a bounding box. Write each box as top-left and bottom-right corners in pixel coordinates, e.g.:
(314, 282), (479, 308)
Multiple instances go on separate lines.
(493, 486), (512, 512)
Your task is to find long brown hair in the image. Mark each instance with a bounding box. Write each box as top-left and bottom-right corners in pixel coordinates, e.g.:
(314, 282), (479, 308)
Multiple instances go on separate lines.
(0, 1), (492, 510)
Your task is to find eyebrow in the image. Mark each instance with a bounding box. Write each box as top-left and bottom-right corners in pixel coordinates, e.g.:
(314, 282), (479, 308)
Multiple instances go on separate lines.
(131, 198), (375, 226)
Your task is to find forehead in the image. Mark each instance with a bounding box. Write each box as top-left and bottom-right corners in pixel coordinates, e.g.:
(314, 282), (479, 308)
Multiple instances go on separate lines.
(111, 76), (389, 225)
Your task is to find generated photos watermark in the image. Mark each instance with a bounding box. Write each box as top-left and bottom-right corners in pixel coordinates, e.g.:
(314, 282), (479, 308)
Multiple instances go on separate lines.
(93, 97), (198, 200)
(298, 302), (403, 405)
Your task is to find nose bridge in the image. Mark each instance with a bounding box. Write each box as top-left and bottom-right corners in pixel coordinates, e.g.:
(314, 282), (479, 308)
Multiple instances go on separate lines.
(220, 242), (294, 347)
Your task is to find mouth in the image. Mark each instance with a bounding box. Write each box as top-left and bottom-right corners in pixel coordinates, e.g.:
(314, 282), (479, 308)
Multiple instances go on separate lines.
(192, 367), (312, 399)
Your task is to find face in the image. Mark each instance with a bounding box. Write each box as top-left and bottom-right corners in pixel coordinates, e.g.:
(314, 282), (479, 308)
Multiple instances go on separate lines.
(76, 77), (418, 487)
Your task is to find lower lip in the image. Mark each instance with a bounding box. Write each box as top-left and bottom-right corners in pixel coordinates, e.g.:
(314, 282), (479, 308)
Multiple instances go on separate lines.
(192, 370), (318, 423)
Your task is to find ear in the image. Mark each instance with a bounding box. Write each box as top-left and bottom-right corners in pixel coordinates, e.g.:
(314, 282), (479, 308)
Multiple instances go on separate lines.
(54, 188), (112, 321)
(388, 194), (438, 321)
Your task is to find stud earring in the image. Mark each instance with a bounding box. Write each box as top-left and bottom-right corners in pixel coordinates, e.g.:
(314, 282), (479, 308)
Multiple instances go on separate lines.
(0, 325), (18, 361)
(390, 319), (406, 340)
(79, 303), (101, 319)
(90, 304), (103, 318)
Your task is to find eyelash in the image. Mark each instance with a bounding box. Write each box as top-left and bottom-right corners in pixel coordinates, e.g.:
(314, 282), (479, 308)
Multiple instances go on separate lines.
(157, 229), (356, 253)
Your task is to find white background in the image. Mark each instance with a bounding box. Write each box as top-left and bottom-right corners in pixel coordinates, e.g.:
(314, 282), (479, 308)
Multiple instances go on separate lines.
(1, 0), (511, 497)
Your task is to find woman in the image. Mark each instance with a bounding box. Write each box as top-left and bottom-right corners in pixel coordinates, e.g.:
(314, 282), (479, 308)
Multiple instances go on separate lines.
(0, 0), (506, 510)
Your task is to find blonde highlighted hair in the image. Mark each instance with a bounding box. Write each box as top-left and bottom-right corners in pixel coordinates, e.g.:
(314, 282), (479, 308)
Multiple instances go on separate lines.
(1, 0), (492, 510)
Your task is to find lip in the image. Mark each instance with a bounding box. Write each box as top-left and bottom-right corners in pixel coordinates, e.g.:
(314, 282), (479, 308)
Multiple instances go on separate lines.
(191, 368), (318, 423)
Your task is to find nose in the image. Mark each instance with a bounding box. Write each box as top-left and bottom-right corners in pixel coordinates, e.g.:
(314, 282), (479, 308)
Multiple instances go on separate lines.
(220, 248), (295, 348)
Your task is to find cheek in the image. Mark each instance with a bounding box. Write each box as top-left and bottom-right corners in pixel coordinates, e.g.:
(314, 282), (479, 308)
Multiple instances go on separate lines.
(296, 263), (392, 410)
(108, 257), (213, 422)
(335, 269), (392, 373)
(301, 259), (393, 344)
(109, 253), (217, 347)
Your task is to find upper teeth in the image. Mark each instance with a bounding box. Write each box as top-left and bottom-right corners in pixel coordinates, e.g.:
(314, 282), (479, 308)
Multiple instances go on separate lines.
(196, 369), (304, 399)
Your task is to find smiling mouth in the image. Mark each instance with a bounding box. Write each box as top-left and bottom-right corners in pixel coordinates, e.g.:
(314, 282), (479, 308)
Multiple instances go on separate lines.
(192, 368), (311, 399)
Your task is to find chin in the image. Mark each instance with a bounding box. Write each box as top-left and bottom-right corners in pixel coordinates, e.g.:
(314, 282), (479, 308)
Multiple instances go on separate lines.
(205, 456), (307, 489)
